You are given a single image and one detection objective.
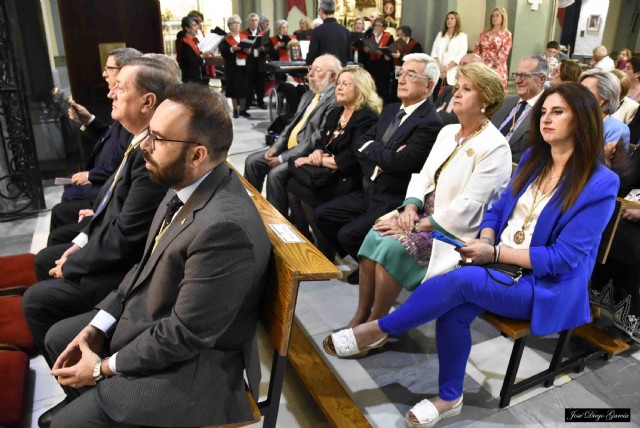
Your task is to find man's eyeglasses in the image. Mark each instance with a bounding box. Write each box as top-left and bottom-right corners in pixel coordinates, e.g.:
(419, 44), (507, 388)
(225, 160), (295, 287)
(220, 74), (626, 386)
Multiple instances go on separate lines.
(395, 70), (429, 82)
(103, 65), (121, 73)
(147, 129), (199, 150)
(307, 66), (323, 73)
(512, 72), (544, 80)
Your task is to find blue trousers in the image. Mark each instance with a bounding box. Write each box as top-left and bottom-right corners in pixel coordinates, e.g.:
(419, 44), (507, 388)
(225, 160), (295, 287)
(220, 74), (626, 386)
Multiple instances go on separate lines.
(378, 266), (534, 400)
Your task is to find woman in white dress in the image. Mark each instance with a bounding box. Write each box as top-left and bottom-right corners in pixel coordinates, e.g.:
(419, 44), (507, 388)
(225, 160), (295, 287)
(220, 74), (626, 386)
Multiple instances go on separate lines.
(431, 11), (468, 89)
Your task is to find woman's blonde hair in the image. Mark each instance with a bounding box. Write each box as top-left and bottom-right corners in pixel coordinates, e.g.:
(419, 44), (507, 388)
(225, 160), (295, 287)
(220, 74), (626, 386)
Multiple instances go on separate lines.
(336, 66), (383, 114)
(611, 68), (630, 100)
(299, 17), (312, 31)
(485, 7), (508, 32)
(455, 62), (505, 118)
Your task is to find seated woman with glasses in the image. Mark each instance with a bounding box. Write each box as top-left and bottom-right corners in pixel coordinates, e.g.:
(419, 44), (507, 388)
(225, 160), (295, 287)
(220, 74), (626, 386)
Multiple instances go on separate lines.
(324, 82), (619, 427)
(323, 63), (512, 331)
(287, 67), (381, 255)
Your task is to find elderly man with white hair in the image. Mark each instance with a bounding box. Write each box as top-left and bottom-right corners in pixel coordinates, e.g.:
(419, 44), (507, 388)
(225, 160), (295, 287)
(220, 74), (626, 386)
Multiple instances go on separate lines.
(590, 45), (615, 71)
(316, 53), (444, 282)
(244, 54), (341, 215)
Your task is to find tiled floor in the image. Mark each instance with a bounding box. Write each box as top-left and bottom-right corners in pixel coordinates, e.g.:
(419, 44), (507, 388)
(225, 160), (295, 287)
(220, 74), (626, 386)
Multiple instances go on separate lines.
(5, 101), (640, 428)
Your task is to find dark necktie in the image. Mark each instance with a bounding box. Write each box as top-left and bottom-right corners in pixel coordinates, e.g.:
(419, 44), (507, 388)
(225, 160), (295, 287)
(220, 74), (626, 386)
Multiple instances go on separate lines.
(153, 195), (184, 253)
(163, 195), (184, 226)
(382, 109), (406, 144)
(500, 101), (527, 136)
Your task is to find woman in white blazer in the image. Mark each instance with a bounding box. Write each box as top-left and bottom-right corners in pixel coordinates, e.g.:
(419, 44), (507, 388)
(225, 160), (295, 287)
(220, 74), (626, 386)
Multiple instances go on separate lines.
(334, 63), (512, 332)
(431, 12), (468, 87)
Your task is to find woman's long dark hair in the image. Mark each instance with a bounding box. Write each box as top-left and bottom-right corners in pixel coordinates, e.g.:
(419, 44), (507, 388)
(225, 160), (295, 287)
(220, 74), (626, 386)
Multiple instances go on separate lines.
(512, 82), (604, 212)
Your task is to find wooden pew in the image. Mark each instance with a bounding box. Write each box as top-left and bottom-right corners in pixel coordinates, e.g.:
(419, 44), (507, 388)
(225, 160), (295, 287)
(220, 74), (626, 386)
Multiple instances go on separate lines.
(211, 163), (342, 428)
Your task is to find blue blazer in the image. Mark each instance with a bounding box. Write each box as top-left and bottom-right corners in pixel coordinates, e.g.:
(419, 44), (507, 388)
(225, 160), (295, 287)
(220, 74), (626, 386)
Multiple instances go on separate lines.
(480, 148), (620, 335)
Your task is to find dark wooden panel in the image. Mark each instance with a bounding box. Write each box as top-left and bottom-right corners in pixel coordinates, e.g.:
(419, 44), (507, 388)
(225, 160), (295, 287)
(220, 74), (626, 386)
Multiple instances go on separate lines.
(57, 0), (163, 121)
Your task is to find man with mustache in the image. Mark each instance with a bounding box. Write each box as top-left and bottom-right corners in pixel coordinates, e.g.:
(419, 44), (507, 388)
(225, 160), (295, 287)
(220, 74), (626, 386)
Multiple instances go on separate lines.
(244, 54), (341, 215)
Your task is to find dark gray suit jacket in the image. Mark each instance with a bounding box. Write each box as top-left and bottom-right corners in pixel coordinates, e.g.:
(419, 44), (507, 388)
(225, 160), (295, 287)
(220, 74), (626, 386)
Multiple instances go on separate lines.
(94, 164), (271, 426)
(491, 95), (535, 162)
(273, 85), (338, 162)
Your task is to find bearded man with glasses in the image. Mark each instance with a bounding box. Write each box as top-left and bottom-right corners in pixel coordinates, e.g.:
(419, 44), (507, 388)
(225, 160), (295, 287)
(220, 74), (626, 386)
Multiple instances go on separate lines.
(491, 55), (549, 162)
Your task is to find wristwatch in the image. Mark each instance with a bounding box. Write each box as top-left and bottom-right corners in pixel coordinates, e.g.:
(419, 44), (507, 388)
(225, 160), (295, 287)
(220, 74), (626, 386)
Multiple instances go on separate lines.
(93, 359), (105, 383)
(413, 221), (421, 233)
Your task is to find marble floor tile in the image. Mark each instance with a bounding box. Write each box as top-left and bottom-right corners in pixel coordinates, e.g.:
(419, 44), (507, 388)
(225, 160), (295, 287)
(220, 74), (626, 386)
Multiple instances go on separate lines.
(466, 336), (571, 406)
(480, 378), (638, 427)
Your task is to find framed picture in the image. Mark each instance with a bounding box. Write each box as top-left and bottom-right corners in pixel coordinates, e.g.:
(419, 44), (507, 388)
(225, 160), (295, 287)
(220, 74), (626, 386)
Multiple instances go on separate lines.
(587, 14), (601, 31)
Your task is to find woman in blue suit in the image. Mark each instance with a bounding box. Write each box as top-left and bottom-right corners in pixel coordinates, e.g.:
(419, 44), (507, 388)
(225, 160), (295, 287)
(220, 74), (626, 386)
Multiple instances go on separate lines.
(324, 82), (620, 428)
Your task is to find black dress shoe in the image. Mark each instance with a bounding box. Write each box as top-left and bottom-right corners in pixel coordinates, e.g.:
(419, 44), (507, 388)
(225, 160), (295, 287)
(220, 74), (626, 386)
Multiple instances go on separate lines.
(347, 269), (359, 284)
(239, 110), (251, 118)
(232, 111), (239, 118)
(38, 400), (67, 428)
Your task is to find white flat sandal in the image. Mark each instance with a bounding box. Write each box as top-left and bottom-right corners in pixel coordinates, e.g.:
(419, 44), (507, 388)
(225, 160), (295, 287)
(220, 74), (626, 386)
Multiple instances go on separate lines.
(405, 395), (463, 428)
(323, 328), (387, 358)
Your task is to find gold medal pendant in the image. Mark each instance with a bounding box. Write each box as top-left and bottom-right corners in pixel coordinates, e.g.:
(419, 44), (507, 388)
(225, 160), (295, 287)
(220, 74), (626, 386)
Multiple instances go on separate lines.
(514, 230), (525, 245)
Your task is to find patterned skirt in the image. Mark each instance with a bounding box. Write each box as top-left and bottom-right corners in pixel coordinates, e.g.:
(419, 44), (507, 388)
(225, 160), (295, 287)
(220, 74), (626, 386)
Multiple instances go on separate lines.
(358, 193), (436, 291)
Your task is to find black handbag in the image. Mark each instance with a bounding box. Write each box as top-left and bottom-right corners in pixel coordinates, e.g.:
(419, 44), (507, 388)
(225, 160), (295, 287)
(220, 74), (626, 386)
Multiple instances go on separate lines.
(457, 261), (529, 286)
(288, 159), (337, 189)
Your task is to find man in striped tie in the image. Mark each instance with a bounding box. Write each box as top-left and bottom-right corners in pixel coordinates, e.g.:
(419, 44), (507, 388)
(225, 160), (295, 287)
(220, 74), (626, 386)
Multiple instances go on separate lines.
(490, 55), (548, 162)
(244, 54), (341, 215)
(23, 58), (174, 407)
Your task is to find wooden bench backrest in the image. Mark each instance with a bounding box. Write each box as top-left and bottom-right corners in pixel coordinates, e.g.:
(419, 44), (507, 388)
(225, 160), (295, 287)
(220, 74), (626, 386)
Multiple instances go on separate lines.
(228, 163), (341, 356)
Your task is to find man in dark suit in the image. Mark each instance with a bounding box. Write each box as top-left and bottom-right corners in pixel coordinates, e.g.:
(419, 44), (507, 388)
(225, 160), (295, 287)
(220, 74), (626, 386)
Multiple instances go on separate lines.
(41, 83), (271, 428)
(306, 0), (350, 66)
(491, 55), (548, 162)
(316, 53), (443, 280)
(244, 54), (340, 215)
(48, 48), (142, 245)
(23, 58), (173, 383)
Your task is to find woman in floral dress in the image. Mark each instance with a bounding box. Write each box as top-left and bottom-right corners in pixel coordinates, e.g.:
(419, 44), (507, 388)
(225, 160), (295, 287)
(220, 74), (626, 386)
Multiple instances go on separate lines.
(474, 7), (512, 92)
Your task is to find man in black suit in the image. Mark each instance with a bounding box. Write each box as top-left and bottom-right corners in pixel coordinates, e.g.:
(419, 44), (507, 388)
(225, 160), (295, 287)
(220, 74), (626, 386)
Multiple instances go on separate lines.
(315, 53), (443, 279)
(306, 0), (350, 66)
(48, 49), (142, 246)
(490, 55), (548, 162)
(23, 57), (172, 384)
(38, 83), (271, 428)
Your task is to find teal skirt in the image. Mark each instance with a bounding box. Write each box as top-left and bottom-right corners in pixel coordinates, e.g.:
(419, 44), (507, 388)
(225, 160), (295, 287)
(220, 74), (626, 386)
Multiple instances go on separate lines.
(358, 228), (430, 291)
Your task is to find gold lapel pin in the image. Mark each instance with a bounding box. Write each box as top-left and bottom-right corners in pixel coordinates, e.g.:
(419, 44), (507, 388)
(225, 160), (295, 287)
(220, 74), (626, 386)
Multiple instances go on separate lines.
(466, 148), (475, 157)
